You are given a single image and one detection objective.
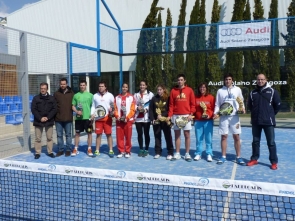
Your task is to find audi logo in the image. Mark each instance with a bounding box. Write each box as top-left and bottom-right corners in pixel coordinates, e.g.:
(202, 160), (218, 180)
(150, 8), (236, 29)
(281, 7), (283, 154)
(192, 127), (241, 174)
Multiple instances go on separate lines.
(220, 28), (242, 36)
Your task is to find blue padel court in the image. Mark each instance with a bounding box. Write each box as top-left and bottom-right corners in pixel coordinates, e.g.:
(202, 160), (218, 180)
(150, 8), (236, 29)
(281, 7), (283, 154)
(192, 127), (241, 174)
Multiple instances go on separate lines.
(1, 125), (295, 221)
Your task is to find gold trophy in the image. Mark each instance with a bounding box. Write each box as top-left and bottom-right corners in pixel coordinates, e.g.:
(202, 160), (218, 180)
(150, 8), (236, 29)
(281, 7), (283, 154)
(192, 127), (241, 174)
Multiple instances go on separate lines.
(236, 97), (244, 114)
(154, 100), (173, 127)
(200, 101), (208, 119)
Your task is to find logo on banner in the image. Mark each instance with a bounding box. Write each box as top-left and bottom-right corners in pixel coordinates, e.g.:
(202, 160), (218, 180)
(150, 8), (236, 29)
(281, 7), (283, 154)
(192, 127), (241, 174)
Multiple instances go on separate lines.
(136, 173), (170, 183)
(104, 170), (126, 179)
(38, 164), (56, 172)
(279, 190), (295, 196)
(222, 181), (262, 191)
(65, 167), (93, 175)
(183, 178), (209, 186)
(4, 163), (29, 169)
(221, 28), (242, 36)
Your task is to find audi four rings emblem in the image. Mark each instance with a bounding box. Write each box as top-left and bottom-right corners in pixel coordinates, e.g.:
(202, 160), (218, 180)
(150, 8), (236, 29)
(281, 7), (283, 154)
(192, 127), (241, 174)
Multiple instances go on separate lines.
(221, 28), (242, 36)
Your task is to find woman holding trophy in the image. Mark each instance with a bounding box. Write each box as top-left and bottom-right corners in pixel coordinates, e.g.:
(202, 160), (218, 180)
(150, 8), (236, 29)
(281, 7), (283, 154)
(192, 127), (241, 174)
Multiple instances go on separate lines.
(134, 80), (154, 157)
(193, 83), (215, 162)
(114, 83), (136, 158)
(149, 84), (174, 160)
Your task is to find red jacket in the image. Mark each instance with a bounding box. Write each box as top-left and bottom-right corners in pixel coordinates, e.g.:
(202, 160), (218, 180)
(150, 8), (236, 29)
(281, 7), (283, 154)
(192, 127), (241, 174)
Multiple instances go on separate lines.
(194, 94), (215, 120)
(168, 86), (195, 117)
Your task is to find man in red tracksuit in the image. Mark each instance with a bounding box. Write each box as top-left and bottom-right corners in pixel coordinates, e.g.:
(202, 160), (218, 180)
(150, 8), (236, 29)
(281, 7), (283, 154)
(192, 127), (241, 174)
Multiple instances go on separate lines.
(168, 74), (195, 161)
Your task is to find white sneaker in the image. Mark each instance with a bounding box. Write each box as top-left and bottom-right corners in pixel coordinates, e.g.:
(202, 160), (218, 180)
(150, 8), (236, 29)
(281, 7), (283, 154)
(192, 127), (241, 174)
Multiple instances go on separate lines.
(184, 153), (192, 162)
(117, 153), (125, 158)
(207, 155), (213, 162)
(154, 154), (160, 159)
(173, 153), (181, 160)
(194, 155), (201, 161)
(125, 153), (130, 158)
(166, 155), (173, 160)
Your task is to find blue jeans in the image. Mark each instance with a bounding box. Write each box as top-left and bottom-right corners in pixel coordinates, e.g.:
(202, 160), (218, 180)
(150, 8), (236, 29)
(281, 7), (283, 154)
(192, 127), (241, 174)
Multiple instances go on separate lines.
(251, 125), (278, 164)
(194, 120), (213, 156)
(55, 121), (72, 151)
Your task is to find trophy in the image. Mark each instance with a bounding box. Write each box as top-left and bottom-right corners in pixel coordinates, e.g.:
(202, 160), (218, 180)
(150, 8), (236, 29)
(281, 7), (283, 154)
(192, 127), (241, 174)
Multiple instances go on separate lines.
(120, 106), (127, 122)
(200, 101), (208, 119)
(236, 97), (244, 114)
(138, 98), (145, 113)
(154, 100), (173, 127)
(175, 116), (195, 129)
(109, 102), (115, 117)
(94, 105), (106, 120)
(76, 102), (83, 117)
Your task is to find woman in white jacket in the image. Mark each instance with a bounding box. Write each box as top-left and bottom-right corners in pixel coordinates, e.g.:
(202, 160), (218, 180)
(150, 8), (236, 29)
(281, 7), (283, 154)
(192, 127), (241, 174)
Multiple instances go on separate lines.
(134, 80), (154, 157)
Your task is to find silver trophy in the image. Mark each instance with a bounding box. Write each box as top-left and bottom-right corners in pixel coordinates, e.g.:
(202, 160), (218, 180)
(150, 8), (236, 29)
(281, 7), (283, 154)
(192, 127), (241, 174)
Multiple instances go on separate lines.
(109, 101), (115, 117)
(76, 102), (83, 117)
(138, 98), (145, 113)
(120, 106), (127, 121)
(175, 116), (194, 129)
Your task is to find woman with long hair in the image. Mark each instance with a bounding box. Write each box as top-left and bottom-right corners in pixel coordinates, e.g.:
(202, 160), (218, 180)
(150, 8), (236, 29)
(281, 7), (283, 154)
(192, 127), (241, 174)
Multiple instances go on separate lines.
(114, 83), (136, 158)
(134, 80), (154, 157)
(193, 82), (215, 162)
(149, 84), (174, 160)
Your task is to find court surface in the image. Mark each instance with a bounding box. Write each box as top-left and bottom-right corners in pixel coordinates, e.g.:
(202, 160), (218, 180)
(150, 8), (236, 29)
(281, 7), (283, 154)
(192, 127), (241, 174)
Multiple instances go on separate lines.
(5, 124), (295, 186)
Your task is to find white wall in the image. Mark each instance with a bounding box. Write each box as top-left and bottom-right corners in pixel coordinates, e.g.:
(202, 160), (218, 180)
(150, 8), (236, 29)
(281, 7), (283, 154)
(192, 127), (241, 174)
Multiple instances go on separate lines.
(6, 0), (292, 73)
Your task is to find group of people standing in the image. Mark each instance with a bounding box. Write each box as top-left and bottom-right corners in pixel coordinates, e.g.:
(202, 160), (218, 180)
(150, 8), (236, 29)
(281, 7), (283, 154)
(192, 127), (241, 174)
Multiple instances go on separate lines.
(31, 72), (281, 170)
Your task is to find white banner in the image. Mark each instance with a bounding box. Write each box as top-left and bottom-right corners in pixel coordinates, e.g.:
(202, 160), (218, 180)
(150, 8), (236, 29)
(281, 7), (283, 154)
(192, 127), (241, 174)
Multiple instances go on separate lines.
(218, 21), (271, 48)
(1, 160), (295, 198)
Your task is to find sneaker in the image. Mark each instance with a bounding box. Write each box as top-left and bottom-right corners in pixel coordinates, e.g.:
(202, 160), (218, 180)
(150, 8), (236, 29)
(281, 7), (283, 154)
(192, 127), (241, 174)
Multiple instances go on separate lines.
(65, 151), (71, 157)
(166, 155), (173, 160)
(109, 150), (115, 158)
(194, 155), (201, 161)
(217, 157), (227, 164)
(117, 152), (124, 158)
(270, 163), (278, 170)
(87, 149), (93, 157)
(236, 157), (245, 165)
(94, 150), (100, 156)
(125, 153), (131, 158)
(56, 151), (64, 157)
(247, 159), (258, 166)
(143, 150), (149, 157)
(154, 154), (160, 159)
(34, 154), (40, 159)
(48, 153), (55, 158)
(138, 150), (144, 157)
(71, 149), (79, 157)
(207, 155), (213, 162)
(184, 153), (192, 162)
(171, 153), (181, 161)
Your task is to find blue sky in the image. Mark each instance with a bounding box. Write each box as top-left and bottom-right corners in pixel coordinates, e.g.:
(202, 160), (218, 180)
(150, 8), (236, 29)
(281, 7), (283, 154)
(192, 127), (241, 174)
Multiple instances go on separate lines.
(0, 0), (40, 17)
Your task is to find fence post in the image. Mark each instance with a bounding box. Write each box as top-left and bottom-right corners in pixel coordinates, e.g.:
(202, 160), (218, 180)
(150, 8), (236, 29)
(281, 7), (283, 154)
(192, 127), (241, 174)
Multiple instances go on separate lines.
(20, 32), (31, 150)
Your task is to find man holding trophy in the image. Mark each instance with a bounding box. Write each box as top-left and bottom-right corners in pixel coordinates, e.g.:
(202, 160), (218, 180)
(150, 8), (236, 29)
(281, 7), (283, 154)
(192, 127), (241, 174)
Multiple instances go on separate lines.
(167, 74), (196, 161)
(71, 80), (93, 157)
(90, 82), (115, 157)
(213, 74), (245, 165)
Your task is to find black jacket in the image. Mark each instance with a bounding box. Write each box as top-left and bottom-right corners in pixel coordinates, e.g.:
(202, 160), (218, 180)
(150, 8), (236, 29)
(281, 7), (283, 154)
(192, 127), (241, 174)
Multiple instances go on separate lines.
(149, 95), (170, 121)
(248, 83), (280, 126)
(31, 93), (57, 127)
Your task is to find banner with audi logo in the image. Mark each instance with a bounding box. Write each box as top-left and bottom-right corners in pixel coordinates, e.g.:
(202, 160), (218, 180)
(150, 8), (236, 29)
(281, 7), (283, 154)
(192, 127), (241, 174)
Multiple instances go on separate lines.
(218, 21), (271, 48)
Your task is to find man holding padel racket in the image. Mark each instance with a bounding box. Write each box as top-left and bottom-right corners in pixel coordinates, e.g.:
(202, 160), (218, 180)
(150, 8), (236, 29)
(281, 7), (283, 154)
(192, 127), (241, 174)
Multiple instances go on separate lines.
(167, 74), (195, 162)
(213, 74), (245, 165)
(90, 82), (115, 157)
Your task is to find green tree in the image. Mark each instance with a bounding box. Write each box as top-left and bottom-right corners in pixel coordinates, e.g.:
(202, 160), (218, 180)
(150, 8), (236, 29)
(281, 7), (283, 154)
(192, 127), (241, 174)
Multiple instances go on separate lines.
(243, 0), (254, 85)
(174, 0), (187, 74)
(267, 0), (280, 93)
(185, 0), (200, 88)
(135, 0), (160, 87)
(252, 0), (268, 75)
(163, 8), (173, 89)
(281, 0), (295, 112)
(207, 0), (222, 95)
(195, 0), (206, 86)
(151, 12), (163, 91)
(224, 0), (245, 81)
